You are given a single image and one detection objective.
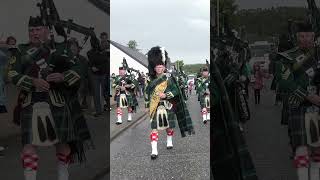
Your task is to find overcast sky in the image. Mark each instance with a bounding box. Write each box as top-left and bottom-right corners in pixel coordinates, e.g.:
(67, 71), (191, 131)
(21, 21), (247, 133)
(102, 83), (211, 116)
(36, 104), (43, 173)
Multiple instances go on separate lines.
(110, 0), (209, 65)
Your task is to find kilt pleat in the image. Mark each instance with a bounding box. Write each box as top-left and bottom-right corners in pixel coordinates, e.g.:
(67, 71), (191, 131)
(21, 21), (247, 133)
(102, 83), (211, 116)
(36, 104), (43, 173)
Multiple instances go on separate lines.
(288, 106), (307, 148)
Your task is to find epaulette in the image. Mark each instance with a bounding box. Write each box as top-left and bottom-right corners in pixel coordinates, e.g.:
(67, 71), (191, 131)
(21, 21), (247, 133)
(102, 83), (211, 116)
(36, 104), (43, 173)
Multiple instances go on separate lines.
(277, 47), (299, 61)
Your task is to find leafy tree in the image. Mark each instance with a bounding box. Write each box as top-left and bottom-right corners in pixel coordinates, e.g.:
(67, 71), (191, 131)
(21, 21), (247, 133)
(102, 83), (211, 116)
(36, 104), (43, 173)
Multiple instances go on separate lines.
(127, 40), (139, 51)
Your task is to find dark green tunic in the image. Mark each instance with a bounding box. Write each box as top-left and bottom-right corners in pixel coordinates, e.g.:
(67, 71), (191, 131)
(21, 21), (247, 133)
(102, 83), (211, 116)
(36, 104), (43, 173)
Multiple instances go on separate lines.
(145, 74), (194, 136)
(9, 42), (92, 162)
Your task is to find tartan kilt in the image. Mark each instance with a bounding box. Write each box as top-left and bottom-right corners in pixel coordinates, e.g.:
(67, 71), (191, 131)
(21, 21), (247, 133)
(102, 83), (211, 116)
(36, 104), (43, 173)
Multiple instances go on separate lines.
(116, 93), (134, 108)
(199, 95), (210, 109)
(150, 108), (176, 130)
(20, 103), (69, 145)
(288, 105), (307, 148)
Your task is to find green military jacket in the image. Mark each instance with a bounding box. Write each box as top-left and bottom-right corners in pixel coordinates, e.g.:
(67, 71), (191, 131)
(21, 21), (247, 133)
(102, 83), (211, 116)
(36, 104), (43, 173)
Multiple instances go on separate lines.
(275, 46), (313, 105)
(8, 42), (82, 97)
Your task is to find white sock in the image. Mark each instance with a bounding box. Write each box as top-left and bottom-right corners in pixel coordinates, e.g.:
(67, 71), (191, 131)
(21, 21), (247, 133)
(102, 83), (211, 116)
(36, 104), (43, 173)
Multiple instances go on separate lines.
(297, 167), (309, 180)
(57, 161), (69, 180)
(151, 141), (158, 155)
(24, 169), (37, 180)
(202, 114), (207, 122)
(128, 113), (132, 121)
(116, 115), (122, 123)
(167, 136), (173, 147)
(207, 112), (210, 120)
(310, 162), (320, 180)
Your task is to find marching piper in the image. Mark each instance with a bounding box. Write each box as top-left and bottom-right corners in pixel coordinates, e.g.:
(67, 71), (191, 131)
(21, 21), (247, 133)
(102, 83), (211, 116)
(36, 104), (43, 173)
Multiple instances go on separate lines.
(8, 16), (92, 180)
(198, 66), (210, 123)
(276, 21), (320, 180)
(113, 66), (136, 124)
(144, 46), (194, 160)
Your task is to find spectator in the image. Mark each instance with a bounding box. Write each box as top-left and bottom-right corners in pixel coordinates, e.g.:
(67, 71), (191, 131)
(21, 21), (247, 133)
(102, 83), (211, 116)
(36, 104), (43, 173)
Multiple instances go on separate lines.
(253, 63), (266, 104)
(138, 72), (145, 98)
(87, 32), (108, 117)
(0, 47), (8, 156)
(6, 36), (16, 46)
(68, 38), (90, 109)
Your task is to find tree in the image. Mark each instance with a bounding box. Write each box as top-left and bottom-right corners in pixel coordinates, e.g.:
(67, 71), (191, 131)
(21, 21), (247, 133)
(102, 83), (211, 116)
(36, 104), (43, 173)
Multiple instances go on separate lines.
(127, 40), (139, 51)
(212, 0), (239, 28)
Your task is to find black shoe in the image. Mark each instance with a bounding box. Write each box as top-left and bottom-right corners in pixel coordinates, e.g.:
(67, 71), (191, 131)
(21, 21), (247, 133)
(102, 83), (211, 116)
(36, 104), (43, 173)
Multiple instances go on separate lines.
(203, 120), (207, 124)
(167, 146), (173, 149)
(115, 122), (122, 125)
(151, 154), (158, 160)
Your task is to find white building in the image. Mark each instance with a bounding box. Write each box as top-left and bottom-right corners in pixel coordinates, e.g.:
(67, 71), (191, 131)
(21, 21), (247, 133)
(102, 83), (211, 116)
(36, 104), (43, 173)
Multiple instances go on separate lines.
(110, 40), (148, 75)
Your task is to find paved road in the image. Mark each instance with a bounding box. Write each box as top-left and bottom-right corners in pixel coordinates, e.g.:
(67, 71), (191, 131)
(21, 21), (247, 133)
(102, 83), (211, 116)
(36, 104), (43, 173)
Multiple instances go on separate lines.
(245, 80), (297, 180)
(108, 93), (210, 180)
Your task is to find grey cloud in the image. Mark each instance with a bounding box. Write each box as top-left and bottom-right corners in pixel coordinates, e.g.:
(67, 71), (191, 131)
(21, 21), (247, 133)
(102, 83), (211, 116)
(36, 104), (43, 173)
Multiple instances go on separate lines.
(111, 0), (209, 64)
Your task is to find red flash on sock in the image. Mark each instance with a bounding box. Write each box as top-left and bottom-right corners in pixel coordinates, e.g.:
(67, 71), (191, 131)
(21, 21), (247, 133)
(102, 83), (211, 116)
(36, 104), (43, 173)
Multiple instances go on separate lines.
(56, 153), (72, 165)
(21, 153), (39, 171)
(294, 155), (310, 168)
(150, 132), (158, 141)
(117, 108), (123, 115)
(167, 129), (174, 136)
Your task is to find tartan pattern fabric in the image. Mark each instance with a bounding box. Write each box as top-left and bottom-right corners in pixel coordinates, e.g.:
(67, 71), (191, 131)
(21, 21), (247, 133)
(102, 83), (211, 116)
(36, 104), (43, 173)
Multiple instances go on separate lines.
(211, 61), (258, 180)
(115, 93), (134, 107)
(150, 109), (176, 129)
(145, 74), (194, 136)
(13, 42), (93, 163)
(287, 106), (307, 148)
(20, 100), (66, 145)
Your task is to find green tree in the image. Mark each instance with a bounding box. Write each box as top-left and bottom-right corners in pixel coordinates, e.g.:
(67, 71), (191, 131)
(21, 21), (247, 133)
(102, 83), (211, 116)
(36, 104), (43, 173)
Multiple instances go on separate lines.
(175, 60), (184, 70)
(212, 0), (238, 28)
(127, 40), (139, 51)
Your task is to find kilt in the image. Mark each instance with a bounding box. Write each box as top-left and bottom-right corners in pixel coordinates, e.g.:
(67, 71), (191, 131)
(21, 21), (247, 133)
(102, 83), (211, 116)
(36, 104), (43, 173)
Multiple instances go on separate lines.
(288, 105), (307, 148)
(20, 92), (92, 149)
(20, 100), (68, 145)
(200, 95), (209, 109)
(150, 108), (176, 130)
(116, 93), (134, 108)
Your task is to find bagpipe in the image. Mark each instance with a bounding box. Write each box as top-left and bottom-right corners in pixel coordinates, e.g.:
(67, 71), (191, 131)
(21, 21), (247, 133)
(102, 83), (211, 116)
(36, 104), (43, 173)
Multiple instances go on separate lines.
(212, 10), (250, 123)
(116, 58), (139, 108)
(37, 0), (102, 52)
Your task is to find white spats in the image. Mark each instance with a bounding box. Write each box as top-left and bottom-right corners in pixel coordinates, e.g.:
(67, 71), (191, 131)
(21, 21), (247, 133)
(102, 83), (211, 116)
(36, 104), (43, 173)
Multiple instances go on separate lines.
(116, 115), (122, 124)
(202, 114), (207, 122)
(57, 161), (69, 180)
(294, 146), (310, 180)
(167, 135), (173, 148)
(151, 141), (158, 156)
(207, 112), (210, 121)
(297, 168), (309, 180)
(24, 170), (37, 180)
(166, 129), (174, 149)
(128, 113), (132, 122)
(56, 153), (71, 180)
(310, 162), (320, 180)
(150, 131), (159, 159)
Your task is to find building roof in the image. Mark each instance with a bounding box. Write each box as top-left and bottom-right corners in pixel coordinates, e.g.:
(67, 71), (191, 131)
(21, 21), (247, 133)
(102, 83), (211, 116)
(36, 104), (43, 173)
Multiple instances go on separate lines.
(110, 40), (148, 68)
(88, 0), (109, 14)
